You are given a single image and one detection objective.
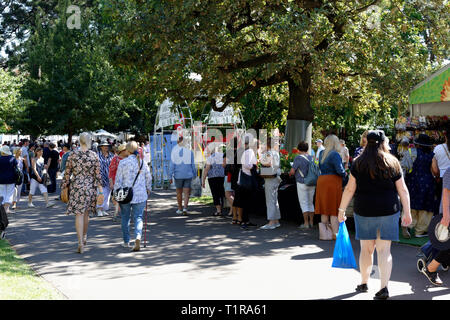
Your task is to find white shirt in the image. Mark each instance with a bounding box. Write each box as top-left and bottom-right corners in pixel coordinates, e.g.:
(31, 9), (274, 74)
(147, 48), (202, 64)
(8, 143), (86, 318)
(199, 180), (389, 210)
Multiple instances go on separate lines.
(433, 144), (450, 177)
(241, 148), (257, 175)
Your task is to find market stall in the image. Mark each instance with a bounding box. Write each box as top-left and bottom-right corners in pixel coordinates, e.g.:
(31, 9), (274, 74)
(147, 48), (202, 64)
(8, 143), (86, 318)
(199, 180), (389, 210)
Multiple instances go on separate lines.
(151, 98), (193, 190)
(395, 63), (450, 152)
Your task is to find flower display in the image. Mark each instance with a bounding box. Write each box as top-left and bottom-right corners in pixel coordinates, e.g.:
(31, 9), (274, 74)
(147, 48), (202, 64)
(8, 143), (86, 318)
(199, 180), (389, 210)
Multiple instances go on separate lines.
(279, 149), (298, 173)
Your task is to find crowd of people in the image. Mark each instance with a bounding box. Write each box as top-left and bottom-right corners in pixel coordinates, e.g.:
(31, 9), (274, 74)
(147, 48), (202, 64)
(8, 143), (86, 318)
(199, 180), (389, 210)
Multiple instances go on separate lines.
(1, 127), (450, 300)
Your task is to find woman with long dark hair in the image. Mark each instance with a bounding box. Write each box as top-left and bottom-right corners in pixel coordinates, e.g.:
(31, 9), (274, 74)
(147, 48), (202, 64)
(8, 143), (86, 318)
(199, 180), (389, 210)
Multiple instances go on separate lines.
(338, 130), (412, 300)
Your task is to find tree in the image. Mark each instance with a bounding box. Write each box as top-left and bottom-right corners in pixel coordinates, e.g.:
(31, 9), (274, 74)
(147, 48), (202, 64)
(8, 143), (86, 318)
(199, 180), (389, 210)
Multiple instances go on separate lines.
(11, 0), (133, 143)
(0, 69), (24, 133)
(101, 0), (449, 150)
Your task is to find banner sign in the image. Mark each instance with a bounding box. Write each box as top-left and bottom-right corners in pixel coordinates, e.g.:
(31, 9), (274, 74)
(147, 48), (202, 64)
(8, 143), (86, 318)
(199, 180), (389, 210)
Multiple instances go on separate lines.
(157, 99), (180, 129)
(208, 106), (241, 125)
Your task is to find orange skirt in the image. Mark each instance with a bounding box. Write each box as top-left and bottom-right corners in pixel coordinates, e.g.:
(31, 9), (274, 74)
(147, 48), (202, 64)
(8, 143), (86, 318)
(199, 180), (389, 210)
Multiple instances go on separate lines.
(314, 174), (343, 216)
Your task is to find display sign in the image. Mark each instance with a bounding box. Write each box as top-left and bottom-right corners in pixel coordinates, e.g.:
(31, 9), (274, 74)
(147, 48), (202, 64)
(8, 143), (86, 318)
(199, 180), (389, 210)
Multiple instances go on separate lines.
(156, 99), (180, 129)
(208, 105), (241, 125)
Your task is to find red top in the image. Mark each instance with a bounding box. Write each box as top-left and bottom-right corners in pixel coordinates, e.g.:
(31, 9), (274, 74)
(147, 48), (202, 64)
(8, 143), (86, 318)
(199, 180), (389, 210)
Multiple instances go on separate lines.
(109, 155), (125, 185)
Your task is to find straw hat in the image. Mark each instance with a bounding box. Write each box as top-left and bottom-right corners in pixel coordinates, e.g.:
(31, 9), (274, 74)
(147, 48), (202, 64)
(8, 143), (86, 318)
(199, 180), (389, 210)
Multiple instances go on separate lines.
(117, 143), (127, 153)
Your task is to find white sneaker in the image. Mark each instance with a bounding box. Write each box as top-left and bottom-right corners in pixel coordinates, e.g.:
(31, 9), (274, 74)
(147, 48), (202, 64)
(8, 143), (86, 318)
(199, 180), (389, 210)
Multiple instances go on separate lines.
(260, 223), (277, 230)
(102, 210), (109, 216)
(97, 210), (103, 217)
(182, 208), (188, 215)
(122, 242), (131, 248)
(46, 201), (55, 208)
(28, 202), (35, 208)
(299, 224), (309, 229)
(176, 209), (183, 215)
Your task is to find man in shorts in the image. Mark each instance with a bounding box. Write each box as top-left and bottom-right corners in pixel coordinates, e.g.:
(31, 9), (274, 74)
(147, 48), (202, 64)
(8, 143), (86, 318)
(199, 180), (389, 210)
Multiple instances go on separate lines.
(169, 136), (197, 215)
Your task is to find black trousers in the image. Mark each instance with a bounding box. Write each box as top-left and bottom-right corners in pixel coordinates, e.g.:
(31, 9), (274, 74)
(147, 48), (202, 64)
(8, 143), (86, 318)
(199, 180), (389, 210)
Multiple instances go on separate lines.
(436, 249), (450, 267)
(47, 168), (58, 193)
(208, 177), (225, 207)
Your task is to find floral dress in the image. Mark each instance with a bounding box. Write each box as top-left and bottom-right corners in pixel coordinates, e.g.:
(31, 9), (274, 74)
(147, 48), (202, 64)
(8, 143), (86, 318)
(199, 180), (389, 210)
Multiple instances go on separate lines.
(61, 150), (102, 215)
(406, 148), (437, 212)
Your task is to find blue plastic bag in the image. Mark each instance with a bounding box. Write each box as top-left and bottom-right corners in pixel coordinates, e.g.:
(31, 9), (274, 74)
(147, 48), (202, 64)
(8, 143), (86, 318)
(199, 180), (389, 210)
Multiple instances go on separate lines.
(332, 222), (357, 269)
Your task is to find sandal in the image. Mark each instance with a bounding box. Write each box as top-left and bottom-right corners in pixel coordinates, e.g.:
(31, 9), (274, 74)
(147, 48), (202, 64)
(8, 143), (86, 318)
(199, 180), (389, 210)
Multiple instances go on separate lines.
(232, 219), (238, 224)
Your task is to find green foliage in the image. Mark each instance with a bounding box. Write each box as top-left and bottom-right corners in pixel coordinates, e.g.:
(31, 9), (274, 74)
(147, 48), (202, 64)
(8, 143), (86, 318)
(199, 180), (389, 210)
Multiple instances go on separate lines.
(0, 69), (24, 133)
(9, 1), (135, 139)
(100, 0), (449, 146)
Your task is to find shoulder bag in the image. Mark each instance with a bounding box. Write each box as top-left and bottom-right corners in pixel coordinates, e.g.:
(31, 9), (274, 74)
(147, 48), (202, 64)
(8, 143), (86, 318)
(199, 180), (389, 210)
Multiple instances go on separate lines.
(114, 159), (143, 204)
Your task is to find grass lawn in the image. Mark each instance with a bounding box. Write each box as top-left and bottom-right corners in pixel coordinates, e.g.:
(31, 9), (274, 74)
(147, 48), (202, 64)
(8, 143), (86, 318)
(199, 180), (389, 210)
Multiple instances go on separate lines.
(190, 195), (214, 205)
(0, 238), (65, 300)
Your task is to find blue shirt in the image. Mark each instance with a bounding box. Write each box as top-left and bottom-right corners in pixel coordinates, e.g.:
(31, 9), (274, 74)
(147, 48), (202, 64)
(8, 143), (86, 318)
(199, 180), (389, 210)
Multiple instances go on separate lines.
(0, 155), (18, 184)
(60, 151), (71, 172)
(169, 145), (197, 180)
(319, 150), (345, 177)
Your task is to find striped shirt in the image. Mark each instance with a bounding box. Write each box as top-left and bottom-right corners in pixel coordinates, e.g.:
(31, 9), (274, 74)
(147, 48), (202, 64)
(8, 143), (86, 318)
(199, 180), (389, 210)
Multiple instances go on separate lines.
(98, 151), (114, 187)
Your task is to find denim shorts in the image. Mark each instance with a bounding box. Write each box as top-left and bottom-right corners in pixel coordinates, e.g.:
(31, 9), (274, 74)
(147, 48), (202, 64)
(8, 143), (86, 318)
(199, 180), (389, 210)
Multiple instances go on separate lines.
(354, 212), (400, 241)
(175, 178), (192, 189)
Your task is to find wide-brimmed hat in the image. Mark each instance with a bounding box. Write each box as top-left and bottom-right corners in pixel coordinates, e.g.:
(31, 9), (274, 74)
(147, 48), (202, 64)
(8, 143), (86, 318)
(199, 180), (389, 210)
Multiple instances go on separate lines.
(117, 143), (127, 153)
(98, 140), (109, 147)
(0, 145), (12, 156)
(428, 214), (450, 251)
(414, 133), (433, 147)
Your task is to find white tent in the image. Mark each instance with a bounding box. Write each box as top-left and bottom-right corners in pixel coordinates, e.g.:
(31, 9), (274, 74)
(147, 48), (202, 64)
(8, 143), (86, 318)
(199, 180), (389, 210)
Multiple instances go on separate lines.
(92, 129), (118, 140)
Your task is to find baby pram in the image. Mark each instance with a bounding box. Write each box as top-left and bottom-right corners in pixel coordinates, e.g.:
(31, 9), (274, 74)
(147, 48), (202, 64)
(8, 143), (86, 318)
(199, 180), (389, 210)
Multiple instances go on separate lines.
(416, 240), (449, 272)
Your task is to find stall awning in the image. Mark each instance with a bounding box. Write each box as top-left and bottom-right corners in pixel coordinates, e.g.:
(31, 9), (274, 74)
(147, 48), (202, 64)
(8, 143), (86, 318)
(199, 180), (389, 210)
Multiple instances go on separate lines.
(409, 63), (450, 105)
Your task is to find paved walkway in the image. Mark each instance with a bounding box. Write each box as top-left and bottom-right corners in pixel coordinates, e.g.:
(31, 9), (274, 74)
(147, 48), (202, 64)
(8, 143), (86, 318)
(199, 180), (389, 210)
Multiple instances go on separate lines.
(5, 187), (450, 300)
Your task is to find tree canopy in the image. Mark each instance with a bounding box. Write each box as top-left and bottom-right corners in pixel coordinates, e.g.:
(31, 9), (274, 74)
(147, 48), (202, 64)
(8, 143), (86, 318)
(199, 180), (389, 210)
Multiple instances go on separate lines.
(100, 0), (449, 148)
(0, 0), (448, 147)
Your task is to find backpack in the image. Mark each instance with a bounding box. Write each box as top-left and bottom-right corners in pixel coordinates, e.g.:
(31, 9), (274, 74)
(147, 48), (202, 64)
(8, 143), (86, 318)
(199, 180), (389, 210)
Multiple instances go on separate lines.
(298, 155), (320, 186)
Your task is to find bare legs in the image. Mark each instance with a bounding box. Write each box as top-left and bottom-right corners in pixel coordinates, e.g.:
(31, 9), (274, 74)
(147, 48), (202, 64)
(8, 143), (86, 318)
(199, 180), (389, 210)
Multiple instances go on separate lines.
(321, 214), (339, 239)
(183, 188), (190, 209)
(176, 188), (183, 211)
(359, 233), (392, 290)
(176, 188), (191, 212)
(303, 211), (314, 227)
(225, 191), (234, 216)
(75, 212), (89, 253)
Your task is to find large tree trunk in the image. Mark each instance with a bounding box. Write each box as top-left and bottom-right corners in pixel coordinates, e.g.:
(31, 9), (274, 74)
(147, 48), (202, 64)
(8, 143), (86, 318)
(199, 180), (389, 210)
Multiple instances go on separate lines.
(284, 74), (314, 153)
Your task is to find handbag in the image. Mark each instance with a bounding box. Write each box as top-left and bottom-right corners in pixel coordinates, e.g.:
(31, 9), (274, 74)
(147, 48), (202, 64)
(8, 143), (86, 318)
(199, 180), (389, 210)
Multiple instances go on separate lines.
(237, 169), (255, 191)
(332, 222), (357, 269)
(41, 170), (51, 186)
(319, 222), (333, 240)
(114, 159), (143, 204)
(14, 165), (24, 186)
(61, 187), (69, 203)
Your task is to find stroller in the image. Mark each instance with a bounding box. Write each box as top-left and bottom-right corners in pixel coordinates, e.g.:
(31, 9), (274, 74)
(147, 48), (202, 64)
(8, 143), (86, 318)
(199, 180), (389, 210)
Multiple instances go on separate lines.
(416, 240), (449, 273)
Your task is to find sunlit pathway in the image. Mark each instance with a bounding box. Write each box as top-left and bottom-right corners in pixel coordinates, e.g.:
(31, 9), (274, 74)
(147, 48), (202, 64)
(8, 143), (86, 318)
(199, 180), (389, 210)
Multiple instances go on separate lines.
(5, 187), (450, 300)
